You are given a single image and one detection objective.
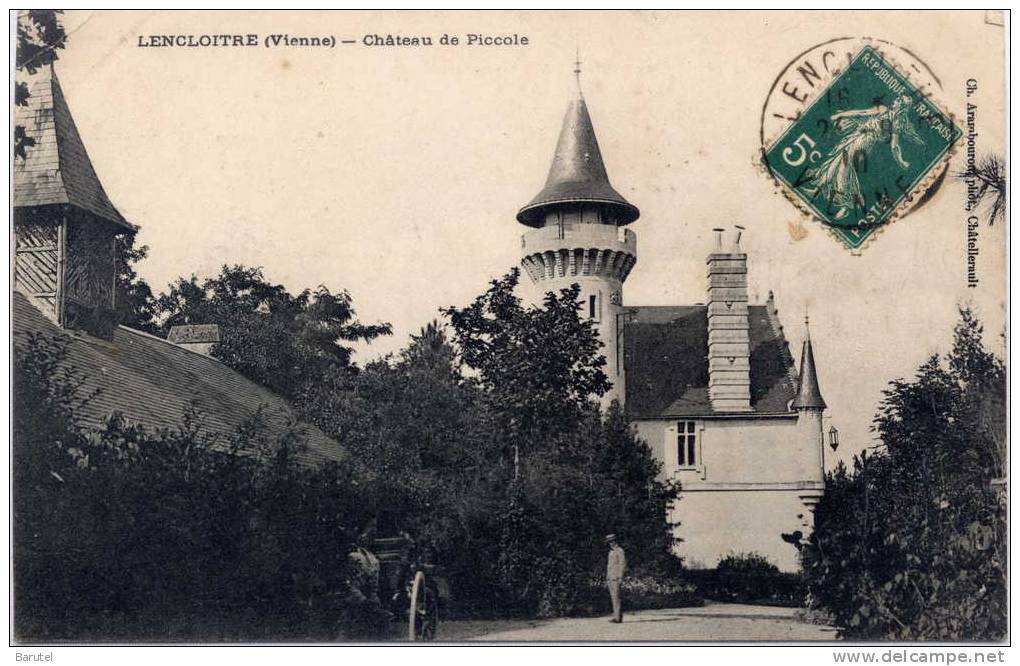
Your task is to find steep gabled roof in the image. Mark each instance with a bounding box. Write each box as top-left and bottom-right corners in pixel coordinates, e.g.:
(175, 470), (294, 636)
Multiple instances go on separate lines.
(623, 305), (798, 419)
(13, 293), (345, 467)
(13, 67), (132, 230)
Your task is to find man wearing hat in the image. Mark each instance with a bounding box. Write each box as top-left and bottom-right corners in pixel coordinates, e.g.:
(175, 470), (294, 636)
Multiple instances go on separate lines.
(605, 534), (627, 623)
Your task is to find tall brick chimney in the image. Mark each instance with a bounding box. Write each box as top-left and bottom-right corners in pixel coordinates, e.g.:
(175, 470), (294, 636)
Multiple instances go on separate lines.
(706, 226), (752, 412)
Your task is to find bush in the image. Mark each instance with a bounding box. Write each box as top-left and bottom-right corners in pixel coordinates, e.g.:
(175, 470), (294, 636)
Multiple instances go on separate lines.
(682, 552), (805, 607)
(802, 310), (1007, 640)
(571, 575), (702, 617)
(13, 333), (374, 641)
(684, 566), (804, 607)
(717, 551), (780, 575)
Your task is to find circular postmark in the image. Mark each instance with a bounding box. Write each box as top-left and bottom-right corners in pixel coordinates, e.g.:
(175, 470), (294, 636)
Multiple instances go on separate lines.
(760, 38), (960, 251)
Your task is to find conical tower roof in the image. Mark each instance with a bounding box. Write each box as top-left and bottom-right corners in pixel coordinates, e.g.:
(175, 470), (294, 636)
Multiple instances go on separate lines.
(14, 67), (132, 231)
(517, 82), (639, 227)
(792, 325), (826, 410)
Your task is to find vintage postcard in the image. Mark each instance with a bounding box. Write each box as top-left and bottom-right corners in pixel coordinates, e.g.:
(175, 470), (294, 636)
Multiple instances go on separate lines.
(9, 9), (1008, 651)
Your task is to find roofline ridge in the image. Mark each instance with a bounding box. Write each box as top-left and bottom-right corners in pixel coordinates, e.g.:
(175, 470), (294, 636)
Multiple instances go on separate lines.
(626, 303), (706, 308)
(640, 411), (799, 420)
(761, 291), (799, 385)
(44, 73), (73, 204)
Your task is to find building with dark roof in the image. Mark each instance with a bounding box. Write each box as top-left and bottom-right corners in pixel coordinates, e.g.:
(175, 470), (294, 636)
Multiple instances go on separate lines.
(516, 69), (827, 571)
(13, 67), (344, 467)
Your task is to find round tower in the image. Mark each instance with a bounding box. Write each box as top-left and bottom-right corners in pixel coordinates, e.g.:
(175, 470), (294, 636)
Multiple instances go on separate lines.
(517, 64), (639, 409)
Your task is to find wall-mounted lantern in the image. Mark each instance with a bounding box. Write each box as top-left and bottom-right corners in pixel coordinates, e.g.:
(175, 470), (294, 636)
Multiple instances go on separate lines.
(828, 425), (840, 452)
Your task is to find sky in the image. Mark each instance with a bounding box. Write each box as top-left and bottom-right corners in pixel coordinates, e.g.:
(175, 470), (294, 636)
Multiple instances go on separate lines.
(41, 10), (1007, 468)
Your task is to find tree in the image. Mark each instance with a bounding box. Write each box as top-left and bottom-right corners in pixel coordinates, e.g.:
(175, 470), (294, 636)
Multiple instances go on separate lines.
(15, 11), (66, 160)
(804, 308), (1006, 640)
(305, 321), (506, 611)
(115, 234), (158, 333)
(153, 265), (391, 401)
(440, 271), (678, 615)
(441, 268), (610, 476)
(500, 401), (679, 616)
(310, 321), (492, 525)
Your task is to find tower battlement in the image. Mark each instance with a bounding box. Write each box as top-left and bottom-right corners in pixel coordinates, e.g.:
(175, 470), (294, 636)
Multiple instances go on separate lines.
(521, 225), (636, 284)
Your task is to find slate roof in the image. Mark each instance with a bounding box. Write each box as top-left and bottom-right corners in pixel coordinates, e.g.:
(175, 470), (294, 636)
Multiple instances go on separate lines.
(623, 305), (799, 419)
(13, 293), (345, 467)
(517, 90), (639, 227)
(13, 68), (132, 231)
(792, 336), (826, 410)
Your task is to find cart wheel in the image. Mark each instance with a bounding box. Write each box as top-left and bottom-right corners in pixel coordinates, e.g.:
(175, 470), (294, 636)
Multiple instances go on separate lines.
(407, 570), (439, 641)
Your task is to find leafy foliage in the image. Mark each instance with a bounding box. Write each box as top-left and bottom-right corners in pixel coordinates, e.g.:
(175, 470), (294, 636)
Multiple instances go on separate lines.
(309, 273), (680, 619)
(502, 403), (681, 617)
(153, 265), (391, 401)
(682, 553), (802, 607)
(15, 266), (681, 636)
(303, 320), (504, 611)
(13, 332), (365, 641)
(441, 268), (610, 470)
(435, 271), (679, 616)
(115, 234), (158, 333)
(803, 309), (1006, 640)
(717, 551), (780, 575)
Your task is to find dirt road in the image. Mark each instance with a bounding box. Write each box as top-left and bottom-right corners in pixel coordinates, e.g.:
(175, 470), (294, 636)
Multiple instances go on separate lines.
(438, 602), (838, 642)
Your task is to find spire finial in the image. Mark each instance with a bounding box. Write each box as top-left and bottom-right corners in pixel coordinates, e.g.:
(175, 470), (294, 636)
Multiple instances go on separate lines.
(804, 310), (811, 339)
(573, 47), (583, 96)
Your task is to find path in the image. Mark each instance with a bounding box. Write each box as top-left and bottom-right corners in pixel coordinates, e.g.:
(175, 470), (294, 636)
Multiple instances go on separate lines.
(438, 602), (838, 642)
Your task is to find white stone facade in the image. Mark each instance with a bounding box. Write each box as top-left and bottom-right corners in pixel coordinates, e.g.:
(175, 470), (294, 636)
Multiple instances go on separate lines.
(634, 415), (824, 572)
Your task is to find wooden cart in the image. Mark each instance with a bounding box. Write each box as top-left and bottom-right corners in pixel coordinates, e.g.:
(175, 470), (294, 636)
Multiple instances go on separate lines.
(371, 534), (445, 641)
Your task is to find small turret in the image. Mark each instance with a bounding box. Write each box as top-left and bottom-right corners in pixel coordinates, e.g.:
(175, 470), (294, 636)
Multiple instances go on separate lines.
(793, 315), (826, 492)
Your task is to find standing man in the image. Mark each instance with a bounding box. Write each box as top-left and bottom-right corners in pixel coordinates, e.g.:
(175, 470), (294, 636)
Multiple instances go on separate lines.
(605, 534), (627, 623)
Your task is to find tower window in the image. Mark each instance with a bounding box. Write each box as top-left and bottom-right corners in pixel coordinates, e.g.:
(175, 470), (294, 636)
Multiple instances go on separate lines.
(677, 420), (699, 468)
(588, 293), (600, 322)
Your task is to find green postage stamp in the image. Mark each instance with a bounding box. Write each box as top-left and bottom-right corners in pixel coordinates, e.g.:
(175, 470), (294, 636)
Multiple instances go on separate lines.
(763, 45), (962, 250)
